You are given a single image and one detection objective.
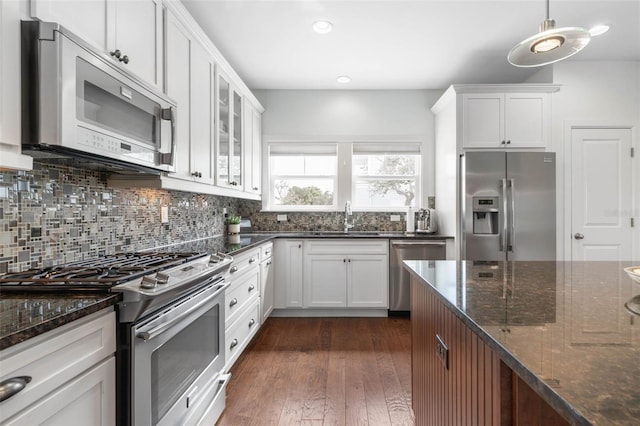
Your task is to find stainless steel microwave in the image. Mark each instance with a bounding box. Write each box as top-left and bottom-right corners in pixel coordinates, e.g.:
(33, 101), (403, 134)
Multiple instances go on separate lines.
(21, 21), (176, 173)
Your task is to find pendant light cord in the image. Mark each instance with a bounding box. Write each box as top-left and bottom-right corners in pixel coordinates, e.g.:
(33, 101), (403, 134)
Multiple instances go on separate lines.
(545, 0), (550, 20)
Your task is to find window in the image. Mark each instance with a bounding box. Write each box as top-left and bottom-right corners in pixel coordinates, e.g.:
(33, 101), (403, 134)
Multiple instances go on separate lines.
(352, 143), (421, 209)
(268, 143), (337, 210)
(264, 141), (422, 211)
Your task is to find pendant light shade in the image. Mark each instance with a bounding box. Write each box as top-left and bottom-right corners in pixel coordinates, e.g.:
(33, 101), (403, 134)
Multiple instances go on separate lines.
(508, 0), (591, 67)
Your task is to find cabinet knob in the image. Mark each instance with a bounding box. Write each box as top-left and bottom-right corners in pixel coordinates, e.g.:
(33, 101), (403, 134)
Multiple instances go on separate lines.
(110, 49), (122, 59)
(230, 266), (238, 274)
(229, 298), (238, 307)
(501, 140), (506, 145)
(252, 187), (259, 191)
(248, 284), (255, 292)
(506, 140), (511, 145)
(248, 318), (255, 327)
(249, 257), (256, 264)
(191, 171), (202, 178)
(230, 338), (238, 349)
(119, 55), (129, 64)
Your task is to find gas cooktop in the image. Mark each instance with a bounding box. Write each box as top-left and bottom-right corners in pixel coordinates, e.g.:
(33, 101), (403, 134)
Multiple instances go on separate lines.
(0, 251), (207, 291)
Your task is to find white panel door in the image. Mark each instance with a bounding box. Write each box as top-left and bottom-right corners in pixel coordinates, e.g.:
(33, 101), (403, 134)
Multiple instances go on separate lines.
(304, 255), (346, 307)
(571, 128), (634, 261)
(348, 254), (388, 308)
(462, 93), (503, 148)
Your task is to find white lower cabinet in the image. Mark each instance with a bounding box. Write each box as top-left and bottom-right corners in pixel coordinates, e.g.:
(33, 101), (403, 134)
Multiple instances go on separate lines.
(303, 240), (389, 309)
(224, 243), (273, 371)
(260, 243), (274, 323)
(0, 309), (116, 425)
(273, 239), (304, 308)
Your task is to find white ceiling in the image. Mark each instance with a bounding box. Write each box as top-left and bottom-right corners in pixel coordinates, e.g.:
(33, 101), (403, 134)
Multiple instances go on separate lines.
(180, 0), (640, 90)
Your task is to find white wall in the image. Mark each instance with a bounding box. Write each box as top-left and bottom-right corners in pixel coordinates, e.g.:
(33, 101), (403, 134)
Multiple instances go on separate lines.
(253, 89), (443, 199)
(550, 60), (640, 260)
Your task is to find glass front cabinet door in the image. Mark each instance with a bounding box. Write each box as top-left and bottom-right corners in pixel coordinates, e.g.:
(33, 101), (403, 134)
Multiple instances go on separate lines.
(216, 71), (243, 189)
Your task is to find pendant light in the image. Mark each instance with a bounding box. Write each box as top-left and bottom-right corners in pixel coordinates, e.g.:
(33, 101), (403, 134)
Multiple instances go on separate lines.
(508, 0), (591, 67)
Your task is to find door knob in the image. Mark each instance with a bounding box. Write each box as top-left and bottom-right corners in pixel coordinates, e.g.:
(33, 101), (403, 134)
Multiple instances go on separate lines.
(574, 233), (585, 240)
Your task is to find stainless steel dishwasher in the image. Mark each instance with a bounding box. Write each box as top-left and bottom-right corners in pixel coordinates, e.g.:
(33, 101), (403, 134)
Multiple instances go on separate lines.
(389, 240), (446, 313)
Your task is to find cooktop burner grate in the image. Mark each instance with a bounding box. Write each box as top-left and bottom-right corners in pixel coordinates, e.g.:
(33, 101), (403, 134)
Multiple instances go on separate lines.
(0, 251), (208, 290)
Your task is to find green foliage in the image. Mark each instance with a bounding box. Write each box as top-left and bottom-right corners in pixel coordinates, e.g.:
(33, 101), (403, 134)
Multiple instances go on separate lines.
(363, 155), (416, 206)
(275, 182), (333, 206)
(226, 215), (242, 224)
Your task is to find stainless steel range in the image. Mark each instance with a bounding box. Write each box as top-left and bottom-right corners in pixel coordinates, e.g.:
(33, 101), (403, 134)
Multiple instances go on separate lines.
(0, 250), (234, 425)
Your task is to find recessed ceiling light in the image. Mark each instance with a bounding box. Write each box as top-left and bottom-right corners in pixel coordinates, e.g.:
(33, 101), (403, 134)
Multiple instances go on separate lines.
(312, 20), (333, 34)
(589, 24), (610, 36)
(336, 76), (351, 84)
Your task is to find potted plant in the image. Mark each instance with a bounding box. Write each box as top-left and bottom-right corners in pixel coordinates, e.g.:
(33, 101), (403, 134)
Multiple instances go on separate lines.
(227, 215), (242, 235)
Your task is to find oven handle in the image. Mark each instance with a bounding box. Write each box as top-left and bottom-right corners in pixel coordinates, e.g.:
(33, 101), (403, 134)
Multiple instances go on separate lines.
(136, 281), (229, 342)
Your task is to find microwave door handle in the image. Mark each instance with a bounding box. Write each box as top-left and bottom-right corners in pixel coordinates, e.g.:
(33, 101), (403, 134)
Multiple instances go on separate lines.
(159, 106), (175, 166)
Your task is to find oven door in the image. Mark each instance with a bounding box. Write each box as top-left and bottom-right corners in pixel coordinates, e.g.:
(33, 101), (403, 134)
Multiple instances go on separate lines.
(132, 279), (229, 426)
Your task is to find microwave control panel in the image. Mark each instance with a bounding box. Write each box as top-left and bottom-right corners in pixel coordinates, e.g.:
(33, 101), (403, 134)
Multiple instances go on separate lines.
(77, 126), (155, 164)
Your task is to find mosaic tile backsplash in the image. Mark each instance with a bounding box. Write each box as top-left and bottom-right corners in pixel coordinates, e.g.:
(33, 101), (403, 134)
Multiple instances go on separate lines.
(1, 161), (433, 273)
(0, 162), (240, 273)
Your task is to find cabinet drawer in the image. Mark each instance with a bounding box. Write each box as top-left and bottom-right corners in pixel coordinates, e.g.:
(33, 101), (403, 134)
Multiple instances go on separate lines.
(260, 242), (273, 262)
(227, 248), (260, 277)
(0, 309), (116, 420)
(225, 298), (260, 371)
(304, 239), (388, 255)
(225, 268), (260, 326)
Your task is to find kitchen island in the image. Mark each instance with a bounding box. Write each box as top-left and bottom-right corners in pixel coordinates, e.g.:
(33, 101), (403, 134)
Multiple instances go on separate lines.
(406, 260), (639, 426)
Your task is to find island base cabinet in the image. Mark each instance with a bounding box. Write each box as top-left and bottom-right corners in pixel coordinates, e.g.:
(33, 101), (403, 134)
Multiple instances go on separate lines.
(411, 276), (570, 426)
(411, 275), (503, 426)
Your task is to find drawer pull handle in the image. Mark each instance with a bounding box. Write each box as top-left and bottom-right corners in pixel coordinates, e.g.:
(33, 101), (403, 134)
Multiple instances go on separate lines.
(249, 257), (256, 264)
(230, 339), (238, 349)
(249, 318), (255, 327)
(248, 284), (255, 292)
(229, 298), (238, 307)
(230, 266), (238, 274)
(0, 376), (32, 403)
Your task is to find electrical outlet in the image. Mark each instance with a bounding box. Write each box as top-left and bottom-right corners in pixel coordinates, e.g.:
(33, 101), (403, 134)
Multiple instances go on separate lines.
(161, 206), (169, 223)
(390, 214), (401, 222)
(436, 334), (449, 370)
(277, 214), (287, 222)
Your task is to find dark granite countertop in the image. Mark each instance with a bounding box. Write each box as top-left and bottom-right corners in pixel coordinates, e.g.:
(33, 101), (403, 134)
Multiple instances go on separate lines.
(152, 232), (452, 257)
(0, 293), (121, 350)
(404, 260), (640, 426)
(0, 232), (451, 350)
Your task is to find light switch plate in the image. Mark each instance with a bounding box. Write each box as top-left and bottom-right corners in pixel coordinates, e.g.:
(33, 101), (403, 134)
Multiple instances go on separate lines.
(161, 206), (169, 223)
(390, 214), (401, 222)
(277, 214), (287, 222)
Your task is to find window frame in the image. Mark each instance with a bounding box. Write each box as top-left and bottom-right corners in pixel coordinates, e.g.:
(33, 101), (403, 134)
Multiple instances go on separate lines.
(263, 140), (424, 212)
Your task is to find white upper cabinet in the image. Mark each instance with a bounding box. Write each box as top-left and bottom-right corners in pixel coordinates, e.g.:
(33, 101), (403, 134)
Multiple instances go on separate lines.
(244, 102), (263, 195)
(0, 0), (32, 170)
(30, 0), (163, 89)
(459, 87), (556, 150)
(216, 72), (244, 190)
(165, 10), (215, 184)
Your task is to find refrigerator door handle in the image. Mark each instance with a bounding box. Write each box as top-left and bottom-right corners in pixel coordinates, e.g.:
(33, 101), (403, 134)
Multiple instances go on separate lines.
(501, 178), (508, 252)
(509, 179), (515, 252)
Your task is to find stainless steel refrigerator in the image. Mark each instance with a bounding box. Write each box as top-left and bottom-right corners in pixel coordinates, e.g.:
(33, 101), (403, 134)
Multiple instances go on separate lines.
(461, 152), (556, 261)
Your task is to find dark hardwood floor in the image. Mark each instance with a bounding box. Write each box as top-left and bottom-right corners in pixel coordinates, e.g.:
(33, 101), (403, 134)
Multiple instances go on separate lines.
(217, 316), (414, 426)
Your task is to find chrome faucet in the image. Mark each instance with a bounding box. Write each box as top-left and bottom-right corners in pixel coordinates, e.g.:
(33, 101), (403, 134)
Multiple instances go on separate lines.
(343, 201), (354, 233)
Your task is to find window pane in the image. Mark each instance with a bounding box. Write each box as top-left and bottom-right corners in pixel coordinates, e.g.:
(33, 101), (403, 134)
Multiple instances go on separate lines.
(353, 154), (417, 176)
(271, 155), (335, 176)
(273, 178), (335, 206)
(354, 179), (416, 207)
